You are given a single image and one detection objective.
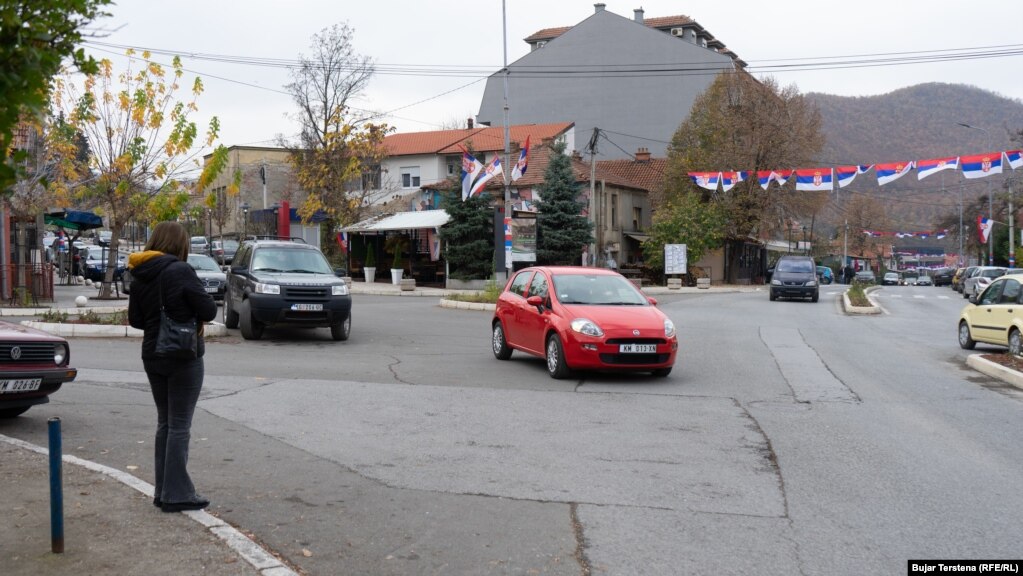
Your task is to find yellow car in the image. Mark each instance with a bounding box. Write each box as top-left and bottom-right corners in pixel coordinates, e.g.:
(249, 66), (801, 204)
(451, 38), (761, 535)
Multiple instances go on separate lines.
(958, 273), (1023, 355)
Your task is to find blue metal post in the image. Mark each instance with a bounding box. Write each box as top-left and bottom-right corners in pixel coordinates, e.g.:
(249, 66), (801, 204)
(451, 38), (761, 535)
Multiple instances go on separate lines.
(48, 417), (64, 553)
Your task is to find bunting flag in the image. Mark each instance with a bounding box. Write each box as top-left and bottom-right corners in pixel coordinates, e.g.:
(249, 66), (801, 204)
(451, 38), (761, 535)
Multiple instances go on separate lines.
(857, 165), (874, 174)
(936, 230), (947, 239)
(772, 169), (793, 187)
(916, 157), (959, 180)
(795, 168), (833, 191)
(836, 166), (860, 188)
(688, 172), (721, 191)
(756, 170), (776, 190)
(511, 136), (531, 181)
(875, 161), (914, 186)
(862, 230), (882, 237)
(460, 147), (485, 201)
(1005, 150), (1023, 170)
(469, 155), (503, 197)
(336, 231), (348, 251)
(720, 171), (745, 192)
(978, 215), (993, 244)
(962, 152), (1003, 179)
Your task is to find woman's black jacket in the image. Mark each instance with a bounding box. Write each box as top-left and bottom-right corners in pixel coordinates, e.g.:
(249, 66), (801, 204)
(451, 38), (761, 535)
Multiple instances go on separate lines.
(128, 253), (218, 360)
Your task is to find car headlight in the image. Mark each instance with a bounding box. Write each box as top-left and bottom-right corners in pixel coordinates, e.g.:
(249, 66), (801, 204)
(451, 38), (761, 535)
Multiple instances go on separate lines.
(805, 280), (817, 287)
(664, 319), (676, 338)
(332, 283), (349, 296)
(570, 318), (603, 337)
(54, 342), (68, 365)
(771, 279), (782, 285)
(254, 282), (280, 295)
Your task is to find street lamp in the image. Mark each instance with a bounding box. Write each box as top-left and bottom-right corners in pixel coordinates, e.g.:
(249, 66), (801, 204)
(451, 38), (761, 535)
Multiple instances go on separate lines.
(802, 226), (808, 255)
(240, 202), (249, 238)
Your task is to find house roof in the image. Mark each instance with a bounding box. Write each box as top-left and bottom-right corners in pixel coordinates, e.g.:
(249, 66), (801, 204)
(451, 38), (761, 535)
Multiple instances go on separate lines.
(342, 210), (450, 232)
(384, 123), (574, 157)
(596, 157), (669, 196)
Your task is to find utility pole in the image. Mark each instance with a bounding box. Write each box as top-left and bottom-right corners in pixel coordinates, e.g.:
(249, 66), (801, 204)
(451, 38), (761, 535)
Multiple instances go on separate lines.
(587, 127), (599, 266)
(843, 219), (848, 271)
(1010, 176), (1016, 268)
(500, 0), (512, 280)
(988, 180), (993, 265)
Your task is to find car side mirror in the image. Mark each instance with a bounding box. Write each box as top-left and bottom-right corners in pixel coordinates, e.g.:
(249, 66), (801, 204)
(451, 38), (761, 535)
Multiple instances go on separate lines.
(647, 296), (658, 305)
(334, 268), (347, 277)
(526, 295), (544, 309)
(969, 293), (978, 304)
(230, 265), (247, 275)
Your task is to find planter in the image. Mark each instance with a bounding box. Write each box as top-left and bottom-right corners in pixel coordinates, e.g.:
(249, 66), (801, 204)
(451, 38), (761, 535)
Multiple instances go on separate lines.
(400, 278), (416, 292)
(390, 268), (403, 285)
(364, 267), (376, 283)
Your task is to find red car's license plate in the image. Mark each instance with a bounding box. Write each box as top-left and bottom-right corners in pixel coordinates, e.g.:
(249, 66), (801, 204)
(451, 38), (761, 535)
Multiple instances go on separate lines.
(619, 344), (656, 353)
(0, 378), (42, 393)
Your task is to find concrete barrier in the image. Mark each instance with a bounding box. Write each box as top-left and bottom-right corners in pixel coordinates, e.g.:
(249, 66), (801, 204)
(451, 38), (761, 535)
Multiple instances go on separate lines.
(696, 278), (711, 289)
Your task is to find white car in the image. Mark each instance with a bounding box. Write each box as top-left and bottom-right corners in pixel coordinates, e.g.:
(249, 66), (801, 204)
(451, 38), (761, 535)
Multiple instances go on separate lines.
(963, 267), (1007, 299)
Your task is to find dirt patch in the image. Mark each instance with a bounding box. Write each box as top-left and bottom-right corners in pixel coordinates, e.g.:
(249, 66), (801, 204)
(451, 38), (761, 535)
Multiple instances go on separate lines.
(980, 353), (1023, 372)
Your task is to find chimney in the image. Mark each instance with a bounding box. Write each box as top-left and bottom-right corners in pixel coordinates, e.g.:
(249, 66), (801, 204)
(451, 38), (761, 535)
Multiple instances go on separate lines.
(467, 118), (474, 129)
(634, 7), (644, 23)
(571, 150), (583, 161)
(635, 147), (651, 162)
(594, 3), (606, 13)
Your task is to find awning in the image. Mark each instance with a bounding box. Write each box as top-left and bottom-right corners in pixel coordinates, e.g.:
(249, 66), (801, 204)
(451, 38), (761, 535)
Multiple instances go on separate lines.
(45, 210), (103, 231)
(624, 232), (650, 242)
(343, 210), (450, 233)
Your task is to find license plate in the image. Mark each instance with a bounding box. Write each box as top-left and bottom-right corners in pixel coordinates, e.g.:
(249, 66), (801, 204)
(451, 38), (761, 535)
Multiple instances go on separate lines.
(291, 303), (323, 311)
(205, 287), (218, 293)
(0, 378), (42, 393)
(619, 344), (656, 354)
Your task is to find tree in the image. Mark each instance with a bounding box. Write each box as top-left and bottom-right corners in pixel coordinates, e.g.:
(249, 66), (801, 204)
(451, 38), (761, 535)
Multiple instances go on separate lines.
(283, 23), (390, 265)
(439, 184), (493, 280)
(663, 71), (825, 240)
(844, 194), (889, 263)
(643, 190), (727, 271)
(0, 0), (111, 192)
(51, 52), (227, 298)
(535, 140), (593, 265)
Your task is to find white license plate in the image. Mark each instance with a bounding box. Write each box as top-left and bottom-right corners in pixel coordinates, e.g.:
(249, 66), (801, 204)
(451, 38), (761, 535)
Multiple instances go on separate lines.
(0, 378), (43, 393)
(619, 344), (656, 354)
(205, 287), (218, 293)
(291, 303), (323, 311)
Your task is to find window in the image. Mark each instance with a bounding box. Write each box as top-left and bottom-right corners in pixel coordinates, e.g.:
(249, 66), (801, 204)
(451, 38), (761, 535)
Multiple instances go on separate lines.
(611, 194), (618, 228)
(362, 165), (381, 190)
(527, 273), (548, 299)
(979, 280), (1003, 305)
(1001, 279), (1021, 304)
(508, 271), (532, 297)
(446, 156), (460, 176)
(400, 166), (421, 189)
(633, 207), (641, 230)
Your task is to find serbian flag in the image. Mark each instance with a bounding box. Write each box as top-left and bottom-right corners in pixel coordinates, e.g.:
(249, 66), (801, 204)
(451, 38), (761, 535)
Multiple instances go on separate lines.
(978, 215), (993, 244)
(336, 231), (348, 251)
(962, 152), (1003, 179)
(469, 155), (503, 197)
(836, 166), (860, 188)
(460, 148), (485, 201)
(875, 161), (914, 186)
(720, 171), (746, 192)
(511, 136), (531, 181)
(795, 168), (833, 191)
(771, 169), (793, 187)
(1004, 150), (1023, 170)
(688, 172), (720, 191)
(916, 156), (959, 180)
(936, 230), (948, 239)
(756, 171), (777, 189)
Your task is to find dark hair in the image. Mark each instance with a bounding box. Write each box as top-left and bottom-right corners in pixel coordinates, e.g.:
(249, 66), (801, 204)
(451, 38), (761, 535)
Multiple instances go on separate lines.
(145, 221), (189, 261)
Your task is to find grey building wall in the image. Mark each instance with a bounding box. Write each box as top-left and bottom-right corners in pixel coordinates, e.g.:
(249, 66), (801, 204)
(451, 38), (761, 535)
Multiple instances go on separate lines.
(477, 8), (736, 160)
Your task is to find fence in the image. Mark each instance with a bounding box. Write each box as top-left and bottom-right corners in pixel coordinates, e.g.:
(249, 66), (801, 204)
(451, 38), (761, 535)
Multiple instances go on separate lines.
(2, 263), (55, 305)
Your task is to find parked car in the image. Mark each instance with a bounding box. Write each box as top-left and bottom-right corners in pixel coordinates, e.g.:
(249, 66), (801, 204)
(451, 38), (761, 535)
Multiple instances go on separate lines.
(95, 230), (113, 247)
(188, 253), (227, 301)
(963, 266), (1007, 299)
(882, 272), (901, 286)
(224, 238), (351, 341)
(769, 255), (819, 302)
(81, 246), (127, 282)
(854, 270), (876, 284)
(0, 319), (77, 418)
(959, 273), (1023, 355)
(816, 266), (834, 285)
(211, 239), (240, 265)
(951, 267), (972, 292)
(190, 236), (210, 255)
(491, 266), (677, 378)
(916, 275), (934, 286)
(932, 267), (954, 287)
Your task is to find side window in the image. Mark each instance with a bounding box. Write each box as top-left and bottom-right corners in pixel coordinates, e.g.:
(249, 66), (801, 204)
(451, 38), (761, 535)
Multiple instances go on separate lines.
(527, 273), (548, 299)
(507, 271), (532, 297)
(1001, 279), (1021, 303)
(235, 244), (251, 268)
(979, 280), (1003, 305)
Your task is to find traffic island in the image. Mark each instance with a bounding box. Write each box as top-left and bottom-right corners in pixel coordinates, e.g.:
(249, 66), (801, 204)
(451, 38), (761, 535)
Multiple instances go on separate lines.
(842, 286), (882, 315)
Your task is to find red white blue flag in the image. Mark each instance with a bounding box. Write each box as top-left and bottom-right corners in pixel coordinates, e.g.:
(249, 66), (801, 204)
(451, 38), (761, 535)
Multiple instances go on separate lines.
(470, 155), (503, 197)
(836, 166), (860, 188)
(336, 231), (348, 251)
(720, 171), (746, 192)
(688, 172), (720, 191)
(795, 168), (833, 191)
(1004, 150), (1023, 170)
(916, 157), (958, 180)
(978, 215), (993, 244)
(756, 170), (792, 190)
(461, 147), (485, 201)
(875, 161), (914, 186)
(962, 153), (1003, 179)
(511, 136), (531, 181)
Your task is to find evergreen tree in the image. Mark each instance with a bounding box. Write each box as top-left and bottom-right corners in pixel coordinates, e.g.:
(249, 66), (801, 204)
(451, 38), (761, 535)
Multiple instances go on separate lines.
(439, 184), (494, 280)
(535, 140), (593, 265)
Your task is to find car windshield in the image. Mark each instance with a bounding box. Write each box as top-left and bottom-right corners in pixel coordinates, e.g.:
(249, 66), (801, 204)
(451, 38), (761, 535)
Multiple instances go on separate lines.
(552, 274), (649, 306)
(187, 254), (221, 271)
(777, 259), (813, 273)
(884, 273), (898, 278)
(251, 248), (333, 274)
(982, 268), (1007, 279)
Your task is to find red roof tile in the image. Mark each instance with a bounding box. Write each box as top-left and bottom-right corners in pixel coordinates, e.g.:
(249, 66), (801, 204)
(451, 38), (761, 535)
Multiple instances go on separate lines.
(384, 123), (574, 157)
(465, 142), (649, 194)
(597, 158), (670, 195)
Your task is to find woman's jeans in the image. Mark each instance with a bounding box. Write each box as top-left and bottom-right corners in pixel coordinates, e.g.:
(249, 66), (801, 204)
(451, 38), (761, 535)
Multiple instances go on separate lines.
(143, 357), (204, 504)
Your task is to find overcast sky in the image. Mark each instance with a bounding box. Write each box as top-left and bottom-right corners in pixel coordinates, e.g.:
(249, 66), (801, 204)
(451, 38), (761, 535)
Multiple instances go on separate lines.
(84, 0), (1023, 150)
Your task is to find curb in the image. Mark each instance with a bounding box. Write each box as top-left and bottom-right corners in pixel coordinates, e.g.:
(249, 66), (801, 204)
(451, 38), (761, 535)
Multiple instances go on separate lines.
(0, 304), (127, 317)
(966, 354), (1023, 390)
(21, 320), (228, 338)
(0, 434), (297, 576)
(439, 298), (495, 312)
(842, 286), (882, 315)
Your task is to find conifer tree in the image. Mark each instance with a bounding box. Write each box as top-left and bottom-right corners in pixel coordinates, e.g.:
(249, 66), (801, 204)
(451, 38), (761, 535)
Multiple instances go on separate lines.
(439, 185), (494, 280)
(535, 140), (593, 265)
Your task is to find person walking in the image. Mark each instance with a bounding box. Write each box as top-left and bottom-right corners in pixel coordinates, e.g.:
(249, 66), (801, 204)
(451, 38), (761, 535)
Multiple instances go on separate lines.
(127, 221), (218, 513)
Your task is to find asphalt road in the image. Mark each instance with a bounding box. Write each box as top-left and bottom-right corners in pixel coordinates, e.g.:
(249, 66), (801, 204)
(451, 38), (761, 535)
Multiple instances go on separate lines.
(3, 286), (1022, 575)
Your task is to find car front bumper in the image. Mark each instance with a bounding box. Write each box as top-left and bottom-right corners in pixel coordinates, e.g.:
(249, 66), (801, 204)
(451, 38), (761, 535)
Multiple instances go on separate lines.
(561, 331), (678, 371)
(771, 285), (818, 298)
(247, 292), (352, 328)
(0, 366), (78, 409)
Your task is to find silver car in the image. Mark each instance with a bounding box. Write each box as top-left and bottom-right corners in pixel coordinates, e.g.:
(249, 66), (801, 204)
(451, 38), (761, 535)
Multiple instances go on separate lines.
(963, 266), (1007, 299)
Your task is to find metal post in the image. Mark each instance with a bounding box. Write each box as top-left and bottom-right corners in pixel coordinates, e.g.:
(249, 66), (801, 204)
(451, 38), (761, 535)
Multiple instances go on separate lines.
(958, 174), (964, 266)
(260, 162), (268, 210)
(843, 219), (848, 280)
(1010, 177), (1016, 268)
(988, 181), (993, 265)
(48, 417), (64, 554)
(500, 0), (512, 279)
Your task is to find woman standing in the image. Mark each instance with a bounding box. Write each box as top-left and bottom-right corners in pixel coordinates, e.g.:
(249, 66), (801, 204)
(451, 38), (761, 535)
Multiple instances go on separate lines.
(128, 222), (218, 512)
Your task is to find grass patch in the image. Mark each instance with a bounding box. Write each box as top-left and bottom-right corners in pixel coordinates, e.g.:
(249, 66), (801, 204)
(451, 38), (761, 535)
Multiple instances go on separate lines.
(847, 281), (873, 307)
(444, 276), (501, 304)
(39, 309), (128, 325)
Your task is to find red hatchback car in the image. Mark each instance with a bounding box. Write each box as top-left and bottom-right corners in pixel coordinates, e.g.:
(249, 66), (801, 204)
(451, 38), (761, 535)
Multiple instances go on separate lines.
(491, 266), (678, 378)
(0, 320), (77, 418)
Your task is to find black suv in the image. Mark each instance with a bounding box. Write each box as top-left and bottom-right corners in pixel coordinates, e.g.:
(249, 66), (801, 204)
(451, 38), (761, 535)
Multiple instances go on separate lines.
(224, 238), (351, 341)
(769, 255), (820, 302)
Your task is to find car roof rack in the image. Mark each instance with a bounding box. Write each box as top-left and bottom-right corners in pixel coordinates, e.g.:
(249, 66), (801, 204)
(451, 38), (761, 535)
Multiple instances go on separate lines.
(243, 235), (307, 243)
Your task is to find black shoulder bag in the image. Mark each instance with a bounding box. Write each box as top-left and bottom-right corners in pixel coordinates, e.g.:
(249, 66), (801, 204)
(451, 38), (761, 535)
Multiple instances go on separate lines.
(154, 269), (199, 359)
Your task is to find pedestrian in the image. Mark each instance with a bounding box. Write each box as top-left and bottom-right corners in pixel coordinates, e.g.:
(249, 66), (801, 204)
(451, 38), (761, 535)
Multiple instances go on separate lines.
(127, 221), (218, 513)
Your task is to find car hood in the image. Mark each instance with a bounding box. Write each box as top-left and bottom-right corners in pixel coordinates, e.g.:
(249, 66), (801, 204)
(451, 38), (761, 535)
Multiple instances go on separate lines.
(195, 270), (227, 281)
(250, 272), (342, 286)
(0, 319), (66, 342)
(560, 304), (668, 331)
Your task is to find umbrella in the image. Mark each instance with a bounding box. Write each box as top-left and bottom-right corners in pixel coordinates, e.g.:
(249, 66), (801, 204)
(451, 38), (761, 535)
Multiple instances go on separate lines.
(45, 210), (103, 231)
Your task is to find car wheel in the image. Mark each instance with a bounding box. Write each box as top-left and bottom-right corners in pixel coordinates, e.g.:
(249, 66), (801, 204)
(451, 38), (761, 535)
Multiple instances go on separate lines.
(958, 321), (976, 350)
(492, 321), (512, 360)
(1010, 329), (1022, 357)
(223, 295), (239, 329)
(0, 406), (30, 419)
(652, 367), (672, 378)
(545, 334), (571, 379)
(331, 313), (351, 342)
(239, 299), (263, 340)
(963, 290), (969, 299)
(769, 290), (777, 302)
(811, 291), (819, 303)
